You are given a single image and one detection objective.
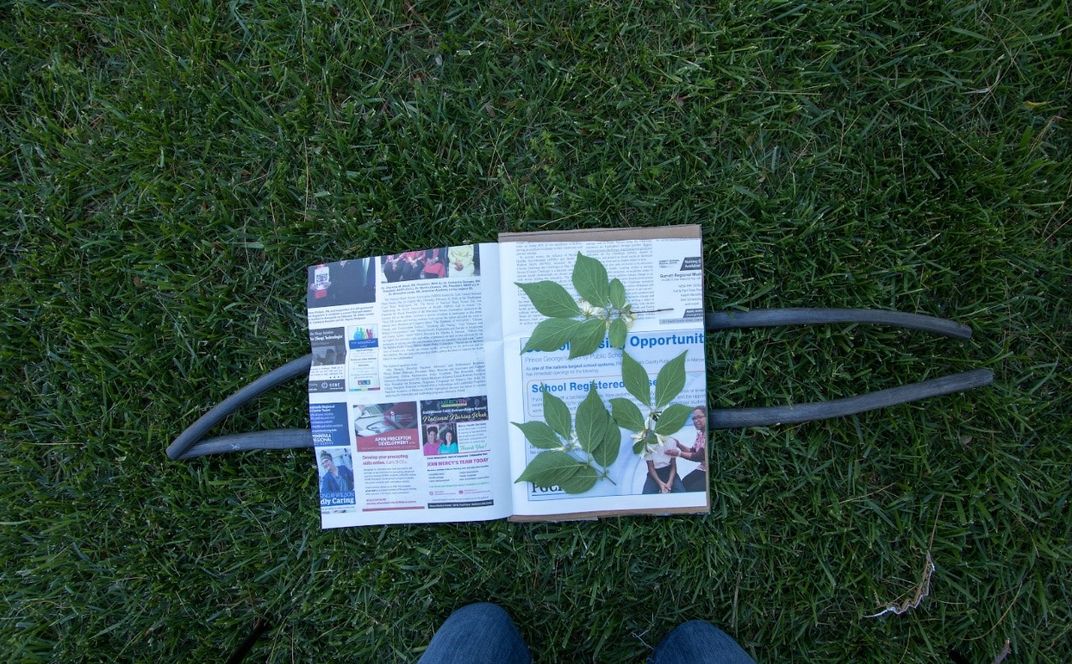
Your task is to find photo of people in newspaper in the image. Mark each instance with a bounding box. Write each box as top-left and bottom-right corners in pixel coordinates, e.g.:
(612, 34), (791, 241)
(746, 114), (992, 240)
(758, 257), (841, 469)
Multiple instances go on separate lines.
(420, 248), (447, 278)
(318, 447), (356, 510)
(420, 396), (488, 456)
(439, 426), (459, 454)
(380, 245), (481, 282)
(638, 406), (706, 493)
(421, 424), (461, 455)
(380, 249), (449, 282)
(662, 406), (707, 492)
(447, 244), (479, 278)
(307, 259), (376, 308)
(423, 425), (442, 456)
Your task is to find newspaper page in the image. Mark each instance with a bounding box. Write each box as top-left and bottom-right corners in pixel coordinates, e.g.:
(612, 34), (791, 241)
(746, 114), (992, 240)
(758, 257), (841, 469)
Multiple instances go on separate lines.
(498, 227), (708, 520)
(305, 244), (513, 528)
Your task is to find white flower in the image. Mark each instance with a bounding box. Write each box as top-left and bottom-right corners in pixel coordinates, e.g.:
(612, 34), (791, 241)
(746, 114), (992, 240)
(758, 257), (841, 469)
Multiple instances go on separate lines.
(577, 299), (606, 319)
(632, 429), (662, 454)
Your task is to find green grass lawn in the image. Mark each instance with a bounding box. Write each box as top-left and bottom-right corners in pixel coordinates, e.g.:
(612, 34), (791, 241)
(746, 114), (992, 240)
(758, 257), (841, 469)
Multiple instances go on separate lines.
(2, 1), (1069, 661)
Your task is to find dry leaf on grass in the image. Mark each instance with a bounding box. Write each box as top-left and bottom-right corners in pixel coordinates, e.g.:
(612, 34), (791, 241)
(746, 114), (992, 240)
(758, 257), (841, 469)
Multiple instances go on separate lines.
(866, 553), (936, 618)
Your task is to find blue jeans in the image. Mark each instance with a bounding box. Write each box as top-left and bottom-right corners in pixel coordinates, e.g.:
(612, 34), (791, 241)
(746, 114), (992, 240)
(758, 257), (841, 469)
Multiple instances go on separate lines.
(417, 603), (754, 663)
(647, 620), (755, 664)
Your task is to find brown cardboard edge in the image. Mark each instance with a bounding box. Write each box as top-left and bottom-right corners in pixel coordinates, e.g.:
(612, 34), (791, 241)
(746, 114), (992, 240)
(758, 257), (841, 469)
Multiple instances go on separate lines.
(499, 225), (701, 243)
(508, 502), (709, 523)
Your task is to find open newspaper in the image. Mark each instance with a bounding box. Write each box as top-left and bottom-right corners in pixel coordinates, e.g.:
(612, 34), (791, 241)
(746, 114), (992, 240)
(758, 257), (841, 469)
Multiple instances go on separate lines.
(305, 226), (707, 528)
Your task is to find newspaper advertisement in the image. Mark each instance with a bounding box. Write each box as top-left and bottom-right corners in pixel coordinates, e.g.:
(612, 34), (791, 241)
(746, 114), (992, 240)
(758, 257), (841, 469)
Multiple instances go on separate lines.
(305, 245), (513, 528)
(499, 231), (708, 518)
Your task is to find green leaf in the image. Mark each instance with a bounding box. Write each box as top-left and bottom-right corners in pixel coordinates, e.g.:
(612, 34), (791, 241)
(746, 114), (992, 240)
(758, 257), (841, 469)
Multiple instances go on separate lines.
(523, 318), (582, 352)
(654, 351), (688, 408)
(577, 386), (619, 469)
(608, 278), (627, 309)
(516, 450), (585, 488)
(558, 463), (598, 494)
(608, 317), (627, 349)
(654, 403), (692, 436)
(516, 281), (581, 318)
(572, 252), (609, 306)
(610, 398), (645, 432)
(594, 421), (621, 468)
(621, 351), (651, 406)
(632, 429), (655, 455)
(511, 421), (561, 449)
(575, 385), (609, 455)
(568, 318), (606, 359)
(542, 390), (571, 440)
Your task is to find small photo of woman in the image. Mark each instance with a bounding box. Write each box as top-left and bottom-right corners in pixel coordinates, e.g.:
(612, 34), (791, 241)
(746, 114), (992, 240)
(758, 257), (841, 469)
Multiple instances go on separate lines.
(421, 248), (447, 278)
(438, 425), (459, 454)
(423, 426), (441, 456)
(664, 406), (708, 492)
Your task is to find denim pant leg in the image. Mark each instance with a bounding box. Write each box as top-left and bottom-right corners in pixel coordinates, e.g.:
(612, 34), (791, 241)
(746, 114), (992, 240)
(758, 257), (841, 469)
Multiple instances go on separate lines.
(648, 621), (755, 664)
(418, 603), (531, 664)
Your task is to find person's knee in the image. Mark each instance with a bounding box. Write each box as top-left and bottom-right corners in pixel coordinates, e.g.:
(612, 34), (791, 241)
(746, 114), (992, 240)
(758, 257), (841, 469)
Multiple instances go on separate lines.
(454, 601), (505, 613)
(440, 602), (515, 633)
(673, 620), (723, 640)
(449, 602), (510, 621)
(421, 603), (530, 664)
(652, 620), (754, 664)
